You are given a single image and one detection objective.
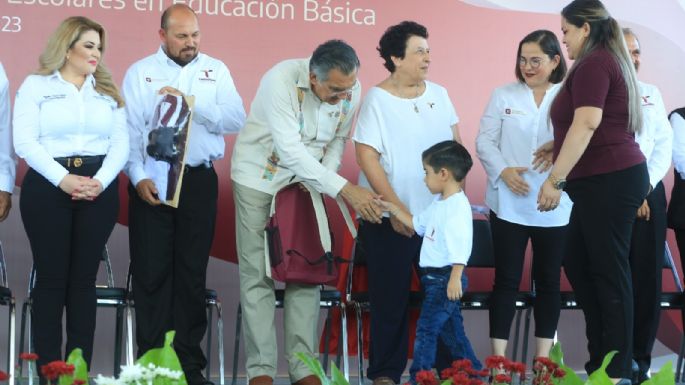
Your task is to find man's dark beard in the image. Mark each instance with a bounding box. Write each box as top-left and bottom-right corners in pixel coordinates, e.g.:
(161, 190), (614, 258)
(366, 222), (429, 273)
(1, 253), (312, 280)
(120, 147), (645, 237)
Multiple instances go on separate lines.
(167, 48), (197, 67)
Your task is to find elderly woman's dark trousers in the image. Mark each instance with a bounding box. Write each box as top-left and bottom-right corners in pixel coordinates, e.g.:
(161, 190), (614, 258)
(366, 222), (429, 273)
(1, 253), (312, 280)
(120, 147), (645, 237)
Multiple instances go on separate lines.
(360, 219), (421, 384)
(20, 165), (119, 377)
(563, 163), (648, 379)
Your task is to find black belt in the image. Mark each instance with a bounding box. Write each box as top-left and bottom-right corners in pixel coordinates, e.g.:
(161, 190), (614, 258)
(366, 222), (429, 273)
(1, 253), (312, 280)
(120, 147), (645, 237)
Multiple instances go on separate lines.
(420, 266), (453, 275)
(184, 161), (213, 174)
(54, 155), (105, 168)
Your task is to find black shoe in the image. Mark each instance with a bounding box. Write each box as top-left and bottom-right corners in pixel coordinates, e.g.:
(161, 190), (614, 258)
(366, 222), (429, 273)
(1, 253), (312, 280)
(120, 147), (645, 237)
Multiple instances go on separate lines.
(616, 378), (632, 385)
(186, 371), (215, 385)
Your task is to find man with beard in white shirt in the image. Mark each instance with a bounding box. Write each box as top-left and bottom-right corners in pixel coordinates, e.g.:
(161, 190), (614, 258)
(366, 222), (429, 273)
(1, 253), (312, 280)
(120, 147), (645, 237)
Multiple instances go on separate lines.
(122, 5), (246, 385)
(623, 28), (673, 385)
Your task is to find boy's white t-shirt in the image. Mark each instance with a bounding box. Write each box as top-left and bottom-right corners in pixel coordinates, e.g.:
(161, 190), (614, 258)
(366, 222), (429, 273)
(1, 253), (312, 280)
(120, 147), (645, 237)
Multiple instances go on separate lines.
(412, 191), (472, 268)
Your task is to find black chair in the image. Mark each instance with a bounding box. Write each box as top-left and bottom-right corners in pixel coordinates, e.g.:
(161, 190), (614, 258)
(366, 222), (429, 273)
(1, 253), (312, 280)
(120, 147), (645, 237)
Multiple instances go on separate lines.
(0, 241), (16, 385)
(659, 242), (685, 382)
(230, 287), (349, 385)
(345, 206), (533, 385)
(18, 246), (130, 377)
(125, 268), (225, 384)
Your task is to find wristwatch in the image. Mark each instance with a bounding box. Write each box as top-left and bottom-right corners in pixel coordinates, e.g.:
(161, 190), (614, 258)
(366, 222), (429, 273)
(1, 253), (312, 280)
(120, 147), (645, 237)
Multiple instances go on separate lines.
(548, 173), (567, 190)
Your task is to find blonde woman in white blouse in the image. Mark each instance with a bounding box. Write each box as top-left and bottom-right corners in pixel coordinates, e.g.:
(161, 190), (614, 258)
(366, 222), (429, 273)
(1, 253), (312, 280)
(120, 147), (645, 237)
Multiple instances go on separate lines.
(475, 30), (570, 360)
(13, 16), (128, 377)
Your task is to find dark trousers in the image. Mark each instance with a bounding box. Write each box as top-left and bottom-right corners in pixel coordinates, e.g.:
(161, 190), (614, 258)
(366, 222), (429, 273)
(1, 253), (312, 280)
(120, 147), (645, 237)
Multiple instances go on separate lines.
(360, 218), (421, 384)
(564, 163), (649, 379)
(128, 167), (217, 379)
(20, 165), (119, 374)
(629, 182), (666, 374)
(488, 212), (566, 340)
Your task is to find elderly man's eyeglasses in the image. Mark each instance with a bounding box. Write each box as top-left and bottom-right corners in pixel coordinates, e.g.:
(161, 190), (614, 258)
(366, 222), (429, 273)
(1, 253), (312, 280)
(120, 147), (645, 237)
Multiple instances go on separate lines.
(322, 80), (360, 98)
(518, 57), (546, 69)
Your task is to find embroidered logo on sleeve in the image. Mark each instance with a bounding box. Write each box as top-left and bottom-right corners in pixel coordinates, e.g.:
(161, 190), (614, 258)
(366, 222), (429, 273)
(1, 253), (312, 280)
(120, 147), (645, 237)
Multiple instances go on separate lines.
(262, 151), (280, 181)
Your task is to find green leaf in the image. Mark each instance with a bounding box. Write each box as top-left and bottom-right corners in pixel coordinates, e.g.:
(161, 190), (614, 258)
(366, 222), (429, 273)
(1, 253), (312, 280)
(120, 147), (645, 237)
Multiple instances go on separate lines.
(550, 342), (564, 365)
(137, 330), (187, 385)
(641, 361), (674, 385)
(294, 353), (330, 385)
(586, 351), (616, 385)
(59, 348), (88, 385)
(329, 362), (349, 385)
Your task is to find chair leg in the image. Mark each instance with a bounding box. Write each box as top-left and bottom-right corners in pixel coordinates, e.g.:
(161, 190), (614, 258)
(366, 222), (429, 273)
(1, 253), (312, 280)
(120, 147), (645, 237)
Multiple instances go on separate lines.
(18, 300), (28, 377)
(231, 303), (242, 385)
(216, 301), (225, 385)
(323, 308), (332, 374)
(206, 303), (214, 381)
(521, 307), (533, 365)
(511, 310), (523, 362)
(114, 305), (124, 376)
(126, 302), (135, 365)
(355, 304), (364, 385)
(677, 332), (685, 383)
(340, 303), (349, 381)
(8, 300), (16, 385)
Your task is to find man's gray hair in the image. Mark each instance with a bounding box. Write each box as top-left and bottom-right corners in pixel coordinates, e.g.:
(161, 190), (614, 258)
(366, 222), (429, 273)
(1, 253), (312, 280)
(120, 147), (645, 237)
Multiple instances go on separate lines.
(309, 39), (360, 81)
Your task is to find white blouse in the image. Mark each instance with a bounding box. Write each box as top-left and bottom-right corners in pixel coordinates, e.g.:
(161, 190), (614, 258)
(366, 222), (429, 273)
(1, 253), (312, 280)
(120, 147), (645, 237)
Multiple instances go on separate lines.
(476, 82), (571, 227)
(353, 81), (458, 216)
(13, 71), (129, 188)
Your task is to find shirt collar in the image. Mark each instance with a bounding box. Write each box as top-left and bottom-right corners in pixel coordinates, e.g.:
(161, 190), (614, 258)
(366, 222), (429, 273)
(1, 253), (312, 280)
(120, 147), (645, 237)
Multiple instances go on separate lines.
(296, 58), (313, 91)
(155, 45), (201, 68)
(50, 70), (96, 91)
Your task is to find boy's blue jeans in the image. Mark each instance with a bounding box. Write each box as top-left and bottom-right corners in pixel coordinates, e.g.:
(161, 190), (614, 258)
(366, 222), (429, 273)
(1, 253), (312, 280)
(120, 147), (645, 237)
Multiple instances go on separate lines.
(409, 267), (482, 383)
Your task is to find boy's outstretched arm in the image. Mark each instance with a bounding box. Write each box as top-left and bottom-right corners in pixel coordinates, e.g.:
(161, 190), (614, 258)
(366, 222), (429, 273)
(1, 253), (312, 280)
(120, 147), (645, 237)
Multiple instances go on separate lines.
(374, 198), (415, 230)
(447, 264), (465, 300)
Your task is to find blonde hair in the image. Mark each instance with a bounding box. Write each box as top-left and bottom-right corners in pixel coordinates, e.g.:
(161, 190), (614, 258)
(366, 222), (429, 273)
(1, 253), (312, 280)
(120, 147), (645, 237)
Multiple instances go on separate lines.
(561, 0), (642, 133)
(37, 16), (124, 108)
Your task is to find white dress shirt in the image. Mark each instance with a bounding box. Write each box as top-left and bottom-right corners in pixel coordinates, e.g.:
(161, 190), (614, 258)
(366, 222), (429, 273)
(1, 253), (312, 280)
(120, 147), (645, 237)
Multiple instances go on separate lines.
(476, 82), (571, 227)
(0, 62), (16, 193)
(671, 112), (685, 178)
(123, 47), (246, 186)
(634, 81), (673, 187)
(413, 191), (472, 267)
(13, 71), (128, 188)
(231, 58), (361, 198)
(353, 82), (457, 216)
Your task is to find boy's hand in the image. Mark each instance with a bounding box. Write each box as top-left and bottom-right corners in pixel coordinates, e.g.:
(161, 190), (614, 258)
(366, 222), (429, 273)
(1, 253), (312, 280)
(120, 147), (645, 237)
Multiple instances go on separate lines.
(373, 198), (395, 213)
(447, 277), (462, 301)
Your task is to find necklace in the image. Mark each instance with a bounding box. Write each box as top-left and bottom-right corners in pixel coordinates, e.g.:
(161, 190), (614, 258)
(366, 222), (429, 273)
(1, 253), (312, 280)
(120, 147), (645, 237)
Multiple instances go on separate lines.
(392, 77), (421, 113)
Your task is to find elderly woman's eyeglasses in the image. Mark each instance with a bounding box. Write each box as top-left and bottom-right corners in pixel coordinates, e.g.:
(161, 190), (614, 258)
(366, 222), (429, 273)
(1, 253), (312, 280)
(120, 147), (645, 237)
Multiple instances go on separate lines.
(518, 57), (546, 69)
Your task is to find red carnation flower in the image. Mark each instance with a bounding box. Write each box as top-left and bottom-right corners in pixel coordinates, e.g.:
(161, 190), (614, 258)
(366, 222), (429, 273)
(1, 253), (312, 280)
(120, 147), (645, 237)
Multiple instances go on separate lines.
(0, 371), (9, 381)
(493, 374), (512, 384)
(73, 379), (86, 385)
(553, 368), (566, 378)
(20, 352), (39, 361)
(485, 355), (507, 370)
(416, 370), (439, 385)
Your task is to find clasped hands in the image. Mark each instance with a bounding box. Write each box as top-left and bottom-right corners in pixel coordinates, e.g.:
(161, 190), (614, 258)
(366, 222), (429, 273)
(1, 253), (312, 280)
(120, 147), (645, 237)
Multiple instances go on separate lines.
(59, 174), (103, 201)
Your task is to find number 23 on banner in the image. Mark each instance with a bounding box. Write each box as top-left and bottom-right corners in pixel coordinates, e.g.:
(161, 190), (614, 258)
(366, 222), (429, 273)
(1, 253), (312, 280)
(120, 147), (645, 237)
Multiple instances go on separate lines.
(1, 16), (21, 33)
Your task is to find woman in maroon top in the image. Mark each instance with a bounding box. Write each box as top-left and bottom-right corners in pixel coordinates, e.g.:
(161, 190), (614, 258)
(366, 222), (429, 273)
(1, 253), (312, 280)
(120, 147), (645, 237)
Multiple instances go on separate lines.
(536, 0), (648, 383)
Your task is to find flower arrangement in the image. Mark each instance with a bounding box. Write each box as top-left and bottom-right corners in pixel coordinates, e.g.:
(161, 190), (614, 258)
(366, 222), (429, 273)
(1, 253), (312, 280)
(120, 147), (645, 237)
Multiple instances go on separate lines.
(0, 331), (186, 385)
(296, 343), (677, 385)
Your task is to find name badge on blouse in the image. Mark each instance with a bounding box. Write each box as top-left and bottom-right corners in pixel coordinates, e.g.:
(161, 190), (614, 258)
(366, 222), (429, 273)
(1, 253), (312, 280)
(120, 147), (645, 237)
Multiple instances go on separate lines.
(43, 94), (67, 100)
(504, 108), (526, 115)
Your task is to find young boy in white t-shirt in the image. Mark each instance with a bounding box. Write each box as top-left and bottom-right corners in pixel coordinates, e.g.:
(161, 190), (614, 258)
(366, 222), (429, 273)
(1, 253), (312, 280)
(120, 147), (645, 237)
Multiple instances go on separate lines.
(376, 140), (482, 383)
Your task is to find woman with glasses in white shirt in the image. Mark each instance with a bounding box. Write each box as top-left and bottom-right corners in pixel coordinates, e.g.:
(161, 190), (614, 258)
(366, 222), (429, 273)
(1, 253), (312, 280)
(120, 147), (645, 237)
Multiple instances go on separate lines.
(476, 30), (570, 360)
(13, 16), (128, 377)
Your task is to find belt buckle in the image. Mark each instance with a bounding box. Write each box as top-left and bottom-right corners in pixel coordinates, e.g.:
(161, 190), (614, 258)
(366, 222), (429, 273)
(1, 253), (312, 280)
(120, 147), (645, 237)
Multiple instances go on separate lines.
(73, 157), (83, 167)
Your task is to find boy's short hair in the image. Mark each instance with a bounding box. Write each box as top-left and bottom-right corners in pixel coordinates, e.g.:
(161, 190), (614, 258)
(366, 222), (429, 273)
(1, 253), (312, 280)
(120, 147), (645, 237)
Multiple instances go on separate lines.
(422, 140), (473, 182)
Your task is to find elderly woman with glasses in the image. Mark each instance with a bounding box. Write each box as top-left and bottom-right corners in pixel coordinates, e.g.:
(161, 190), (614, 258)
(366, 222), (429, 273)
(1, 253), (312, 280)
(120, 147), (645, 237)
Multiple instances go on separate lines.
(476, 30), (570, 361)
(352, 20), (466, 385)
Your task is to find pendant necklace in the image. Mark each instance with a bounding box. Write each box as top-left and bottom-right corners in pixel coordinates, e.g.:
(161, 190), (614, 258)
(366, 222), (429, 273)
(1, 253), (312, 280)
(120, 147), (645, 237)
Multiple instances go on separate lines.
(393, 77), (421, 113)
